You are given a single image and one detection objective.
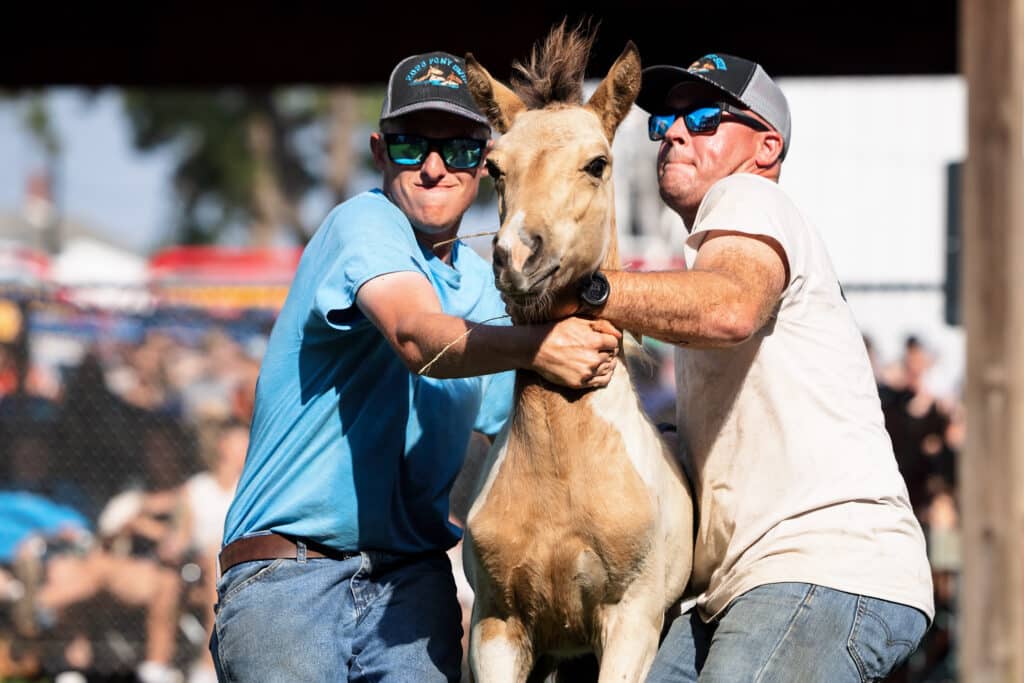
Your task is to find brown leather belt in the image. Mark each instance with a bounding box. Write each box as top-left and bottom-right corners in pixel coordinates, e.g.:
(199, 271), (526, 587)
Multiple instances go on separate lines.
(218, 533), (360, 574)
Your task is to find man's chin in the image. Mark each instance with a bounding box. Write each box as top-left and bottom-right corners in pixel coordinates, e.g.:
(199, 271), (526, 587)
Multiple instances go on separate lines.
(658, 186), (697, 216)
(411, 216), (459, 236)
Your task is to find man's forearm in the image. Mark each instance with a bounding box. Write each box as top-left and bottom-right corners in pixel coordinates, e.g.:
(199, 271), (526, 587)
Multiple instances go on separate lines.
(601, 270), (758, 348)
(396, 312), (542, 378)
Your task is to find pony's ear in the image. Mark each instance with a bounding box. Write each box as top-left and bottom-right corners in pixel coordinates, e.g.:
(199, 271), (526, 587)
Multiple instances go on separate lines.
(465, 53), (526, 134)
(585, 41), (641, 141)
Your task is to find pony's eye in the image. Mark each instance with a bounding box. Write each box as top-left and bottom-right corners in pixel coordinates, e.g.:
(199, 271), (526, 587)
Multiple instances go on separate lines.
(485, 159), (503, 180)
(584, 157), (608, 178)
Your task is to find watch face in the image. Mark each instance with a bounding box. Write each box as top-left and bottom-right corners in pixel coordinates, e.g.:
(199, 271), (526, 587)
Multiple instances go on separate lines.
(582, 272), (609, 306)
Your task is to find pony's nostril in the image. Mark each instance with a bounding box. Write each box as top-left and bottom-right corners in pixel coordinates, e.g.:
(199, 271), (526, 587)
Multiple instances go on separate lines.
(524, 234), (544, 268)
(492, 244), (509, 270)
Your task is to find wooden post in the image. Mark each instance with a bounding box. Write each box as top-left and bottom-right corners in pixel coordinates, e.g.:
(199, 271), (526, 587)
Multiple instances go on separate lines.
(960, 0), (1024, 680)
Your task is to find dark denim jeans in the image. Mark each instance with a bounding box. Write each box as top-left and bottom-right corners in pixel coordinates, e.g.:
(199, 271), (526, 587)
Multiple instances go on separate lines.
(210, 546), (461, 682)
(646, 582), (928, 682)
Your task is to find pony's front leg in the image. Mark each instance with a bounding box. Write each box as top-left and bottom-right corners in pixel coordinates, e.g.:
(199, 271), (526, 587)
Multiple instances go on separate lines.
(468, 603), (534, 683)
(595, 599), (664, 683)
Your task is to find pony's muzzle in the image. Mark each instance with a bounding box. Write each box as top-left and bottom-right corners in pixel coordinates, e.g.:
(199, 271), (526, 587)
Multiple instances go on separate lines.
(493, 231), (555, 296)
(494, 231), (543, 271)
(496, 261), (561, 302)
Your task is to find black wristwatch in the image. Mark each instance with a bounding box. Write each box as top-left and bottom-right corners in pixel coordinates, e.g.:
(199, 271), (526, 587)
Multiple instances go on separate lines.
(578, 270), (610, 312)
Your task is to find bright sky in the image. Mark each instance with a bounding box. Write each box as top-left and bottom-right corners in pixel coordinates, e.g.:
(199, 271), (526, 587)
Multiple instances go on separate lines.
(0, 88), (480, 253)
(0, 89), (177, 252)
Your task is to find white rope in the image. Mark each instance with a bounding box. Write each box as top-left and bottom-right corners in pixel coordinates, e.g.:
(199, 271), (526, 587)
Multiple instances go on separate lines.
(431, 231), (498, 251)
(417, 314), (512, 376)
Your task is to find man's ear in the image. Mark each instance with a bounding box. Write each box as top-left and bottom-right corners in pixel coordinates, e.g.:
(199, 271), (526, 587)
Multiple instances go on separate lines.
(756, 131), (784, 168)
(370, 132), (388, 172)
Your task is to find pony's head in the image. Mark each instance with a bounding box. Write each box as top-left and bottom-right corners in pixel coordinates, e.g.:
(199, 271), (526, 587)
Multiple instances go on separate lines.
(466, 24), (640, 322)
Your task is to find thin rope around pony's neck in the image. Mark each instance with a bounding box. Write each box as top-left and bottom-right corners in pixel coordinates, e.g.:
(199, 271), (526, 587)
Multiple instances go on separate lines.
(417, 313), (511, 376)
(430, 231), (498, 251)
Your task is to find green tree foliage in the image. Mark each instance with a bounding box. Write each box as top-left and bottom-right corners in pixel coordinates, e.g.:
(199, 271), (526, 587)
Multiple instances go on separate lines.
(21, 94), (60, 159)
(122, 89), (333, 246)
(121, 86), (499, 247)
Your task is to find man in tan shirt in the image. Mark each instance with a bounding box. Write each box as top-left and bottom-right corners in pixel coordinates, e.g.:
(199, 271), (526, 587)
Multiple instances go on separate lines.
(572, 53), (933, 681)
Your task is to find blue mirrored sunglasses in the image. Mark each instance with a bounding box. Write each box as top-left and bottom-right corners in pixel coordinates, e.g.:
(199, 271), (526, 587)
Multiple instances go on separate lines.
(384, 133), (486, 169)
(648, 103), (769, 141)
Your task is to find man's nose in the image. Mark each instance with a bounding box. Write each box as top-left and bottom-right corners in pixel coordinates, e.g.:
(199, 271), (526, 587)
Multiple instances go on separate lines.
(420, 150), (447, 179)
(665, 117), (691, 143)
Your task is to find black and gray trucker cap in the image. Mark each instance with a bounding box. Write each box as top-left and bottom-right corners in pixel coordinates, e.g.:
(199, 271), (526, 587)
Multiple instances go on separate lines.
(637, 53), (791, 157)
(379, 51), (489, 127)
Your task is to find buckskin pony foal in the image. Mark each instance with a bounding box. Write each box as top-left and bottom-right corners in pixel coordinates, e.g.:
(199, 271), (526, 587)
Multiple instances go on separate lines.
(460, 27), (694, 682)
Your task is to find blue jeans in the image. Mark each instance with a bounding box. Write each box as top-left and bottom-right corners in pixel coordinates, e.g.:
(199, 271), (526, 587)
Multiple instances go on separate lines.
(210, 547), (462, 682)
(647, 583), (928, 682)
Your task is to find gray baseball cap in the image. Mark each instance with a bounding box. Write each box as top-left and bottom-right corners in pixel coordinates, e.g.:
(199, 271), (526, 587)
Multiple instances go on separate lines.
(637, 53), (791, 158)
(379, 51), (489, 127)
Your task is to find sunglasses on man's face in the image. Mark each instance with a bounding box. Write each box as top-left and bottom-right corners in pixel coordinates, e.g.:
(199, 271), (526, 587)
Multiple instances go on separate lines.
(383, 133), (486, 170)
(648, 102), (770, 141)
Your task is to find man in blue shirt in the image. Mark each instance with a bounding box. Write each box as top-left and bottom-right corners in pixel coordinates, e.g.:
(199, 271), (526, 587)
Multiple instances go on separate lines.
(211, 51), (622, 682)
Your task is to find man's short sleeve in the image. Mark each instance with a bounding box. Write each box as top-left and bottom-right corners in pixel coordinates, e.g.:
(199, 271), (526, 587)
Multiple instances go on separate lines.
(312, 193), (428, 330)
(687, 174), (798, 275)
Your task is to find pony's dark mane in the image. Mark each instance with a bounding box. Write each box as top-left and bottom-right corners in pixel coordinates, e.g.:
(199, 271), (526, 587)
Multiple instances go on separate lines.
(510, 20), (595, 109)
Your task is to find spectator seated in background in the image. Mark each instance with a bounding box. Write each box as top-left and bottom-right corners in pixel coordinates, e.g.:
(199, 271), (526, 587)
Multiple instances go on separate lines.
(91, 417), (198, 682)
(56, 350), (149, 517)
(1, 492), (91, 628)
(3, 423), (93, 521)
(0, 491), (92, 678)
(5, 417), (201, 683)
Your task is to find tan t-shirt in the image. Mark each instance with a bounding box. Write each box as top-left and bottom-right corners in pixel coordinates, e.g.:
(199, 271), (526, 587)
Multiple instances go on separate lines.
(676, 173), (934, 622)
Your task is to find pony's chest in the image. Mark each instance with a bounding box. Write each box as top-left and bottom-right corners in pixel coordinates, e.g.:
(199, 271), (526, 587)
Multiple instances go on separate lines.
(467, 393), (658, 600)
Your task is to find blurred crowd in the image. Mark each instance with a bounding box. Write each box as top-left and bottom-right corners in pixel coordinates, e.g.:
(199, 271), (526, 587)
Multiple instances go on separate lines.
(870, 334), (961, 682)
(0, 296), (962, 683)
(1, 308), (262, 683)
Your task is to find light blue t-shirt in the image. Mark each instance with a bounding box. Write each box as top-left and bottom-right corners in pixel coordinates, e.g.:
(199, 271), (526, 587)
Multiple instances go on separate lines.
(223, 190), (513, 554)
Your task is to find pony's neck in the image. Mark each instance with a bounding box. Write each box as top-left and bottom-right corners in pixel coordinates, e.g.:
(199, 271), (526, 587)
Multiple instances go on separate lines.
(510, 361), (637, 473)
(601, 205), (621, 272)
(509, 371), (598, 467)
